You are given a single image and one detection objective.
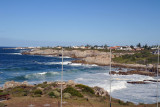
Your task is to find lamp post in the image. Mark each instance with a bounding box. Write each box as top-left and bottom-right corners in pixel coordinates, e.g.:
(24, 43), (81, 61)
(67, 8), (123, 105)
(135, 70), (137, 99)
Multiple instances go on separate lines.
(157, 45), (159, 107)
(61, 48), (63, 107)
(109, 49), (112, 107)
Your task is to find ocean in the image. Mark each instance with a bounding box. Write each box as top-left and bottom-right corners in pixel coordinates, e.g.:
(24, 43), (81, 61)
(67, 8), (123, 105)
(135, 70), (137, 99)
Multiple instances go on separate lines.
(0, 47), (159, 104)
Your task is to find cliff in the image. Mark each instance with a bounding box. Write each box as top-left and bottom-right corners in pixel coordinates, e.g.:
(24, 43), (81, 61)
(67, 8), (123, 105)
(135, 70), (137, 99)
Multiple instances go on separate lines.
(22, 48), (157, 70)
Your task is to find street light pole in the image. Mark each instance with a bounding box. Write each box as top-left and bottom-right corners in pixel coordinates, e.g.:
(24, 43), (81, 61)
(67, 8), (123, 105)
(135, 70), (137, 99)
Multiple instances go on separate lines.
(61, 48), (63, 107)
(109, 49), (112, 107)
(157, 45), (159, 107)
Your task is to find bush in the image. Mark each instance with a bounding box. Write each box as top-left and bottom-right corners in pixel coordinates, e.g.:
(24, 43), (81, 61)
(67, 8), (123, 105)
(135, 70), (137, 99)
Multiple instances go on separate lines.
(34, 94), (41, 97)
(118, 100), (129, 105)
(63, 93), (71, 99)
(0, 102), (5, 107)
(0, 92), (8, 96)
(63, 86), (83, 97)
(53, 91), (60, 98)
(11, 87), (28, 97)
(52, 83), (57, 87)
(34, 89), (42, 95)
(139, 103), (144, 105)
(43, 81), (47, 84)
(37, 83), (48, 88)
(48, 91), (60, 98)
(48, 92), (54, 97)
(75, 84), (94, 94)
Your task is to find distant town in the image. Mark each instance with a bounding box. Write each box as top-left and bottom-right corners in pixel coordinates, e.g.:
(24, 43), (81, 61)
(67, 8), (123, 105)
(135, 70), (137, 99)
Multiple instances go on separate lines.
(10, 43), (159, 52)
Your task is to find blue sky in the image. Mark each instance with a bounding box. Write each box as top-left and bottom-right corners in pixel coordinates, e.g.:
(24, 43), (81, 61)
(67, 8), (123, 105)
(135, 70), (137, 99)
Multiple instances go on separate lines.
(0, 0), (160, 47)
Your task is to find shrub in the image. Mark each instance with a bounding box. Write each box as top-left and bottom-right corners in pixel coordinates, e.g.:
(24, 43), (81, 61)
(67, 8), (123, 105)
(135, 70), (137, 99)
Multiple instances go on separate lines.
(48, 92), (54, 97)
(53, 91), (60, 98)
(0, 102), (5, 107)
(34, 94), (41, 97)
(139, 103), (144, 105)
(0, 92), (8, 96)
(63, 93), (71, 99)
(63, 86), (83, 97)
(11, 87), (28, 97)
(51, 82), (57, 87)
(126, 101), (134, 105)
(34, 89), (42, 95)
(43, 81), (47, 84)
(37, 83), (48, 88)
(75, 84), (94, 94)
(48, 91), (60, 98)
(118, 100), (129, 105)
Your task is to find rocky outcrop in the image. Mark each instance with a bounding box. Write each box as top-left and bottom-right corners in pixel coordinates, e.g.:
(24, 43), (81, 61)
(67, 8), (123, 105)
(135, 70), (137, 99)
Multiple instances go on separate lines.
(143, 80), (160, 82)
(22, 49), (109, 58)
(127, 79), (160, 84)
(82, 54), (114, 65)
(110, 70), (155, 76)
(49, 80), (108, 97)
(22, 48), (157, 70)
(93, 86), (108, 97)
(127, 81), (149, 84)
(66, 80), (76, 86)
(3, 81), (30, 89)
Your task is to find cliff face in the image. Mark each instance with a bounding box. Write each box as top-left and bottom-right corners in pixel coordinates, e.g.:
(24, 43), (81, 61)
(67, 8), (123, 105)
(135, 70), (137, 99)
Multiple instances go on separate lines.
(83, 55), (111, 65)
(22, 49), (114, 65)
(23, 49), (112, 57)
(22, 48), (156, 69)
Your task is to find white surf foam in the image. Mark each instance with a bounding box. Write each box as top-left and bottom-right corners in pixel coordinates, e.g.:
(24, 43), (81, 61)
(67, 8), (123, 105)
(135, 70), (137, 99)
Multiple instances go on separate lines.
(74, 72), (155, 93)
(10, 53), (22, 55)
(57, 56), (71, 58)
(70, 63), (82, 66)
(0, 53), (22, 55)
(25, 72), (60, 79)
(70, 63), (98, 67)
(36, 61), (98, 67)
(38, 72), (47, 75)
(36, 61), (72, 65)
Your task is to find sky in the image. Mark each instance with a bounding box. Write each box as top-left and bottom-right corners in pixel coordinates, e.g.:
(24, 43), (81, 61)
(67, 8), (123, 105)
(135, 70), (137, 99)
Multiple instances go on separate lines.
(0, 0), (160, 47)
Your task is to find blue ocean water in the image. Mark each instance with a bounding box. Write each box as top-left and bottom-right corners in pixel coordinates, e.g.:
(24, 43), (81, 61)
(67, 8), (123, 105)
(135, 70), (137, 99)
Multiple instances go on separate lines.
(0, 47), (159, 104)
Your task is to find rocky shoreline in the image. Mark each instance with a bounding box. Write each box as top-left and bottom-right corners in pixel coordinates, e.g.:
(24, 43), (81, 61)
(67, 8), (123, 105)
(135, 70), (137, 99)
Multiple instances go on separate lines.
(110, 70), (155, 76)
(21, 48), (159, 77)
(1, 80), (108, 97)
(21, 48), (150, 68)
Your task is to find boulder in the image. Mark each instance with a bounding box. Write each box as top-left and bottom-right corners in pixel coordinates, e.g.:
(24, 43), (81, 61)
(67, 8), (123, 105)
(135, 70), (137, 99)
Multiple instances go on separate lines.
(66, 80), (76, 86)
(93, 86), (108, 97)
(127, 81), (149, 84)
(3, 81), (29, 89)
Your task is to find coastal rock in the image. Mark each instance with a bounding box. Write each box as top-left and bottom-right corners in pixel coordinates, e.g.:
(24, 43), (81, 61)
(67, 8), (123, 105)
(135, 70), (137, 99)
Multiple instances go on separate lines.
(143, 80), (160, 82)
(66, 80), (76, 86)
(127, 81), (149, 84)
(110, 70), (155, 76)
(93, 86), (108, 97)
(3, 81), (29, 89)
(37, 87), (44, 91)
(21, 48), (156, 70)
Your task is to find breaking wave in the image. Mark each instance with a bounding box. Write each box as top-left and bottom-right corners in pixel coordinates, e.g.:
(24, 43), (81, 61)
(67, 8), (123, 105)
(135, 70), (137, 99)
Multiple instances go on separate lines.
(0, 53), (22, 55)
(36, 61), (98, 67)
(74, 73), (155, 93)
(24, 72), (60, 79)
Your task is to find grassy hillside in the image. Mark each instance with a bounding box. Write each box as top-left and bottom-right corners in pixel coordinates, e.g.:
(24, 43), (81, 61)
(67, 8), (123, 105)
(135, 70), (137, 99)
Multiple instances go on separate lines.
(113, 50), (159, 64)
(0, 82), (159, 107)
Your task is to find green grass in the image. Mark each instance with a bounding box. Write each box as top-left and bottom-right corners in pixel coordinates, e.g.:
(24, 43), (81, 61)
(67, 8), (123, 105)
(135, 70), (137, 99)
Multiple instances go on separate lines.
(75, 84), (94, 94)
(113, 50), (159, 64)
(63, 86), (83, 97)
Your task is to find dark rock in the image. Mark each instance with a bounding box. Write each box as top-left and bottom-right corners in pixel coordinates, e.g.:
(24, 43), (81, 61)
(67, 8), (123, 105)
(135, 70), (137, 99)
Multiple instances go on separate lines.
(127, 81), (149, 84)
